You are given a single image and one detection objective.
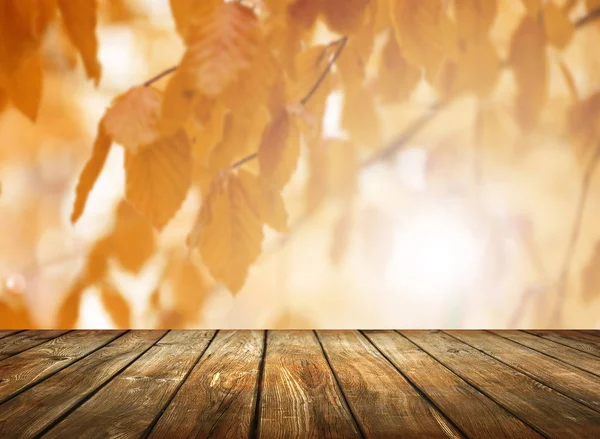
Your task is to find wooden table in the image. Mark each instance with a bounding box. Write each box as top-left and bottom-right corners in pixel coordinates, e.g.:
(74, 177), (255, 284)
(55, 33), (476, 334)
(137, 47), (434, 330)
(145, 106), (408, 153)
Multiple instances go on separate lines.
(0, 330), (598, 438)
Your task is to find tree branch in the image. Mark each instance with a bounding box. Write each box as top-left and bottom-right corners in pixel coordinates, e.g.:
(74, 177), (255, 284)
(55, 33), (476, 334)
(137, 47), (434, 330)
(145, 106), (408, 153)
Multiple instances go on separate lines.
(551, 145), (600, 325)
(143, 66), (177, 87)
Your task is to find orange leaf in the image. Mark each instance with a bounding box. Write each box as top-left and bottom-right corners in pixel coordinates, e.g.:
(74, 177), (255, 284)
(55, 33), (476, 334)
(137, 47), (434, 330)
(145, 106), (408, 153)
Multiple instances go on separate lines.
(169, 0), (220, 42)
(103, 86), (162, 153)
(99, 282), (131, 329)
(5, 51), (42, 121)
(509, 15), (548, 131)
(376, 33), (421, 104)
(190, 169), (264, 293)
(237, 170), (288, 233)
(258, 109), (300, 190)
(71, 120), (112, 224)
(342, 86), (382, 148)
(543, 1), (574, 49)
(180, 2), (260, 96)
(58, 0), (101, 84)
(455, 0), (497, 42)
(321, 0), (368, 35)
(124, 130), (192, 229)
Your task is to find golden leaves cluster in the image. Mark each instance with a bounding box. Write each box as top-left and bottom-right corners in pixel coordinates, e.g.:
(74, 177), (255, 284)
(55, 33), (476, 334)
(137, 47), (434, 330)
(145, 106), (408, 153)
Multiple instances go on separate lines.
(0, 0), (101, 121)
(63, 0), (600, 299)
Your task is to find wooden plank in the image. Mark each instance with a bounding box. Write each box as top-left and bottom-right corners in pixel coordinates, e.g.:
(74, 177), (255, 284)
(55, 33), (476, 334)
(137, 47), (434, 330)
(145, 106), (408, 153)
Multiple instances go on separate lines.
(528, 330), (600, 358)
(43, 330), (215, 439)
(448, 330), (600, 413)
(317, 330), (463, 438)
(0, 330), (68, 361)
(148, 331), (263, 439)
(258, 331), (361, 439)
(364, 330), (543, 439)
(402, 330), (600, 439)
(0, 331), (21, 341)
(0, 330), (123, 404)
(492, 330), (600, 377)
(0, 330), (166, 438)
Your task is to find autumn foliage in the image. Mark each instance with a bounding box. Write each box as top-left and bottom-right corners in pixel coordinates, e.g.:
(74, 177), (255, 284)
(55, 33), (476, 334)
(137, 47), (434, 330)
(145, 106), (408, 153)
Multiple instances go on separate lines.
(2, 0), (600, 329)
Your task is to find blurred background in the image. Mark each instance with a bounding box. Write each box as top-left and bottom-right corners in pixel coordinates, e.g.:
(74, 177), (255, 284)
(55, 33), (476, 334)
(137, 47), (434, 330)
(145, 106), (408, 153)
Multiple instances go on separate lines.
(1, 0), (600, 329)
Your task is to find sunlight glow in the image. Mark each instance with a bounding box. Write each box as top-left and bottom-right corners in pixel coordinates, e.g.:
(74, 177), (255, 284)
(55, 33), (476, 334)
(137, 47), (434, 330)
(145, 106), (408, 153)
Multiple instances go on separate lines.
(385, 204), (482, 295)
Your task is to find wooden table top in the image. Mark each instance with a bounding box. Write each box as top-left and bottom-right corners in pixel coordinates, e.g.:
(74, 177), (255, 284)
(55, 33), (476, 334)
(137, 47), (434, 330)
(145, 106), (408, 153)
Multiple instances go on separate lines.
(0, 330), (598, 438)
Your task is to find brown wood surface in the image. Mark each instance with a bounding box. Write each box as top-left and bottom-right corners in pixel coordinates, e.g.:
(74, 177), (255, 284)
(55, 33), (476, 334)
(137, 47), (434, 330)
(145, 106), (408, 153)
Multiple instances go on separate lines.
(259, 330), (361, 439)
(448, 330), (600, 413)
(0, 330), (68, 361)
(402, 330), (600, 439)
(0, 330), (598, 438)
(528, 330), (600, 357)
(364, 330), (543, 439)
(492, 330), (600, 377)
(43, 330), (215, 439)
(0, 330), (123, 404)
(0, 330), (166, 438)
(149, 330), (264, 439)
(318, 330), (463, 438)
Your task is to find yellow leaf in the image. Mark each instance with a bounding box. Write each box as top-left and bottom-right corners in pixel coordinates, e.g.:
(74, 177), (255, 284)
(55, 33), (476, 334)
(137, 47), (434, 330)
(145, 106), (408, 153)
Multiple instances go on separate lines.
(336, 38), (366, 95)
(99, 282), (131, 329)
(71, 120), (112, 223)
(169, 0), (220, 42)
(0, 0), (55, 78)
(258, 109), (300, 190)
(5, 51), (42, 121)
(342, 86), (382, 148)
(191, 170), (264, 293)
(321, 0), (368, 35)
(455, 0), (497, 41)
(124, 130), (192, 229)
(189, 99), (227, 167)
(391, 0), (446, 75)
(237, 170), (288, 233)
(543, 1), (574, 49)
(58, 0), (101, 84)
(159, 70), (195, 136)
(509, 15), (548, 132)
(180, 2), (261, 96)
(376, 32), (421, 104)
(103, 86), (162, 153)
(109, 201), (156, 273)
(521, 0), (542, 16)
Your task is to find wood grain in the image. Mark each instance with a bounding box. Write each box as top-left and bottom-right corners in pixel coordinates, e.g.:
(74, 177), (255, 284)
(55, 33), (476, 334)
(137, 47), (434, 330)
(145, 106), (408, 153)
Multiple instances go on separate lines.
(0, 330), (68, 361)
(0, 331), (21, 341)
(448, 330), (600, 413)
(0, 330), (123, 404)
(402, 330), (600, 439)
(259, 330), (361, 439)
(43, 330), (215, 439)
(0, 330), (166, 438)
(492, 330), (600, 377)
(527, 330), (600, 357)
(364, 330), (543, 439)
(318, 330), (463, 438)
(148, 331), (263, 439)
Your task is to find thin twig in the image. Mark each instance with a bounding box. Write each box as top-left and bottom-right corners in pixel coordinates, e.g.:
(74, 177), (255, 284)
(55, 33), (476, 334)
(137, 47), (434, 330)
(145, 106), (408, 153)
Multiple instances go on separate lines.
(300, 36), (347, 106)
(231, 36), (348, 171)
(143, 66), (177, 87)
(551, 145), (600, 325)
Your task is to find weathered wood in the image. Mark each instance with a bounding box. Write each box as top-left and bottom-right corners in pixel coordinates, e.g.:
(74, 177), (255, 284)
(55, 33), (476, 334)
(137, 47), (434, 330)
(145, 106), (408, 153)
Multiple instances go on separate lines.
(318, 330), (463, 438)
(148, 331), (263, 439)
(259, 330), (361, 439)
(0, 330), (123, 404)
(492, 330), (600, 377)
(0, 330), (166, 438)
(402, 330), (600, 439)
(0, 330), (68, 361)
(44, 330), (215, 439)
(448, 330), (600, 413)
(364, 330), (543, 439)
(0, 331), (20, 341)
(528, 330), (600, 357)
